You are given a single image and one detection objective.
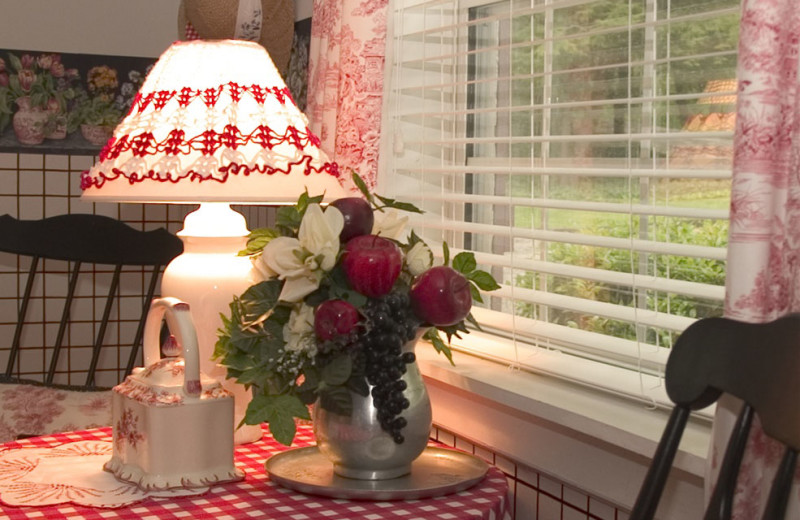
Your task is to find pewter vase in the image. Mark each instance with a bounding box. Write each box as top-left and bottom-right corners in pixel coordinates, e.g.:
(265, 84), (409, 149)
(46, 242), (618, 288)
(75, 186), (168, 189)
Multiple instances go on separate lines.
(313, 330), (432, 480)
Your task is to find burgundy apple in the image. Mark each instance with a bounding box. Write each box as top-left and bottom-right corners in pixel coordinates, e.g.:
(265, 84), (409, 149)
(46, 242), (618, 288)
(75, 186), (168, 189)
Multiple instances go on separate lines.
(330, 197), (374, 242)
(341, 235), (403, 298)
(409, 266), (472, 326)
(315, 299), (361, 341)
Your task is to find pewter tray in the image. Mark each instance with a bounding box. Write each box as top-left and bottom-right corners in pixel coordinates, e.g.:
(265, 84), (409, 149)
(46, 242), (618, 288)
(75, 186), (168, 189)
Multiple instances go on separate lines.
(265, 446), (489, 501)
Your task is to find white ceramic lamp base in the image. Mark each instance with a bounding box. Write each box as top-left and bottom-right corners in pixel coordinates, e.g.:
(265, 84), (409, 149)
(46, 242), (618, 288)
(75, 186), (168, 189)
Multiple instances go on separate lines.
(161, 204), (262, 445)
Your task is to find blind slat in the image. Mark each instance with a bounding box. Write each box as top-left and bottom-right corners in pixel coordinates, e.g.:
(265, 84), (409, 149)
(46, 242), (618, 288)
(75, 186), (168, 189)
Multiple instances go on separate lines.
(397, 131), (734, 146)
(396, 164), (732, 180)
(405, 192), (729, 219)
(411, 218), (728, 260)
(456, 249), (726, 301)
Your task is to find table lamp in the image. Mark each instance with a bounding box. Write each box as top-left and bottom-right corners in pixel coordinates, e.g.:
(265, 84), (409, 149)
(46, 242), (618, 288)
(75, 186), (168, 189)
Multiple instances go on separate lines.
(81, 39), (352, 444)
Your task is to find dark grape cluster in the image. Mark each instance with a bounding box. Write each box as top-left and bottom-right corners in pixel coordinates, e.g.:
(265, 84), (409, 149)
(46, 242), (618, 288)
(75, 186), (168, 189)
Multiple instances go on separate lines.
(360, 291), (421, 444)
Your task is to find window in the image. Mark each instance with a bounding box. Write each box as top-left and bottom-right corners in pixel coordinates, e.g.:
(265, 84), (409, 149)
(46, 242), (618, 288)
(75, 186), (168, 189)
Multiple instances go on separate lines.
(381, 0), (739, 402)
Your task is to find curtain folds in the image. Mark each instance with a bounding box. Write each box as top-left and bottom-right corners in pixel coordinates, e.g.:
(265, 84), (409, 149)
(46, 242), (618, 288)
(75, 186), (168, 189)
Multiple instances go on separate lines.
(713, 0), (800, 516)
(306, 0), (389, 190)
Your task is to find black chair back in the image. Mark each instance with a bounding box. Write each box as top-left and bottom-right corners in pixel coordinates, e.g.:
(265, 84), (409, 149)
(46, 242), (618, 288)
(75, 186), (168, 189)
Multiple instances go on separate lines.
(0, 213), (182, 389)
(631, 314), (800, 520)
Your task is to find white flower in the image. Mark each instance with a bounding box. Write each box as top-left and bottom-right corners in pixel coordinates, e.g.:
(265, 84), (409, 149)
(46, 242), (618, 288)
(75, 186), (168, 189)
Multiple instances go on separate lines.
(372, 209), (408, 240)
(405, 241), (433, 276)
(261, 204), (344, 302)
(283, 304), (317, 356)
(298, 203), (343, 272)
(252, 253), (278, 281)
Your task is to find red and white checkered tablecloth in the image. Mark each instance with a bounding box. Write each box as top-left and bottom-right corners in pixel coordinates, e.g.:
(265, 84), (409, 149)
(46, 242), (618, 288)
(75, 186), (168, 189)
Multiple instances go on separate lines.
(0, 425), (510, 520)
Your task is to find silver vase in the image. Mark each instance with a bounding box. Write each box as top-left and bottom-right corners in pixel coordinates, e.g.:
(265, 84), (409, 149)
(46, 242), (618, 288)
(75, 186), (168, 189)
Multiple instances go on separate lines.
(313, 330), (432, 480)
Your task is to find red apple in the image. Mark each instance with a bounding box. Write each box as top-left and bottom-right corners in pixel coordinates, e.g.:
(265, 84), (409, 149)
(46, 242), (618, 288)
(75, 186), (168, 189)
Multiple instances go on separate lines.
(315, 299), (361, 341)
(331, 197), (374, 242)
(410, 266), (472, 326)
(341, 235), (402, 298)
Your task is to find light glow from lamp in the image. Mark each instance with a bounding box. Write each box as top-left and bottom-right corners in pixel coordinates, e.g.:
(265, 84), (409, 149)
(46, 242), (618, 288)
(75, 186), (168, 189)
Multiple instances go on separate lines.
(82, 39), (352, 444)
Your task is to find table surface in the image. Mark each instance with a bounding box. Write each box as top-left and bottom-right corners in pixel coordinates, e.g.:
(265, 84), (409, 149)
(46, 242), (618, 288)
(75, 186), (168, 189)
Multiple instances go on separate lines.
(0, 424), (510, 520)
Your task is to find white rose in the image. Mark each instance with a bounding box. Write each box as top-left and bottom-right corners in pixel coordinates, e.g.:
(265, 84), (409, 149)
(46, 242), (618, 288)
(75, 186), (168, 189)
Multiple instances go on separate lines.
(283, 304), (317, 356)
(405, 241), (433, 276)
(372, 209), (408, 240)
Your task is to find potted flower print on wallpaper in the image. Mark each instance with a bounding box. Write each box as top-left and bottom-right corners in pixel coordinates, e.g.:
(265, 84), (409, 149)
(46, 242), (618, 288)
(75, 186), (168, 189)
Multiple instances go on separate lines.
(0, 53), (80, 145)
(0, 49), (154, 149)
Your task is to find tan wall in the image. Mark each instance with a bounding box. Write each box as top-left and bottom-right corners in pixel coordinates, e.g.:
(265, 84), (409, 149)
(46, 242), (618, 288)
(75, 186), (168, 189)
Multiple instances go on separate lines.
(0, 0), (181, 57)
(0, 0), (313, 57)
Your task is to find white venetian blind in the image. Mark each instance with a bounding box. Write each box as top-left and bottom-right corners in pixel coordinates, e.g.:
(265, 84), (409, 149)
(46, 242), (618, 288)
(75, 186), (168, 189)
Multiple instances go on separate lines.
(380, 0), (739, 398)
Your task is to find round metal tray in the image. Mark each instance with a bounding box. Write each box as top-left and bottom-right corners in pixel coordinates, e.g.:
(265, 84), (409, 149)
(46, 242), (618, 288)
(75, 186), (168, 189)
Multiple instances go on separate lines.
(265, 446), (489, 501)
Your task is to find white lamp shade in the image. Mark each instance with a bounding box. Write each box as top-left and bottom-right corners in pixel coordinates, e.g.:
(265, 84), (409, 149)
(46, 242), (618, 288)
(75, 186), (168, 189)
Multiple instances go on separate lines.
(81, 39), (352, 203)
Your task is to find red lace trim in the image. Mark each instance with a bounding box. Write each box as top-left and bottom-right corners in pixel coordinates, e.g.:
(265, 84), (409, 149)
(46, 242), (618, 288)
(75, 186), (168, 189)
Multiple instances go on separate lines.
(80, 155), (341, 190)
(98, 124), (322, 162)
(131, 82), (294, 113)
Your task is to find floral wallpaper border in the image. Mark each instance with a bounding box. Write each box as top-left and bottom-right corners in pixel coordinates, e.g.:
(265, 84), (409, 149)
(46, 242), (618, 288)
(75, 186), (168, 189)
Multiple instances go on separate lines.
(0, 49), (155, 153)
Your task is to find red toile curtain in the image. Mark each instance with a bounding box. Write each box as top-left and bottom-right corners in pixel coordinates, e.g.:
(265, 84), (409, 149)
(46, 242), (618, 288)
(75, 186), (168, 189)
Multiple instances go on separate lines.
(711, 0), (800, 516)
(306, 0), (389, 190)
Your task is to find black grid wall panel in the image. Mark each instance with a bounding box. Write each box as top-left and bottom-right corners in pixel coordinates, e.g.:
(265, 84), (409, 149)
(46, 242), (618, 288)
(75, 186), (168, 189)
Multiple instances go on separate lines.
(0, 151), (274, 387)
(430, 425), (629, 520)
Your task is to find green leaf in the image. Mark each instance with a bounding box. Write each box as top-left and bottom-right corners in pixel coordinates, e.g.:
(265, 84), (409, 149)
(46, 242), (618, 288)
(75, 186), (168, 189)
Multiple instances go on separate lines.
(296, 190), (310, 212)
(352, 171), (373, 203)
(268, 304), (292, 326)
(219, 350), (254, 372)
(452, 252), (477, 274)
(438, 321), (468, 343)
(442, 242), (450, 266)
(240, 280), (281, 322)
(255, 320), (286, 351)
(297, 190), (325, 213)
(297, 367), (320, 394)
(322, 354), (353, 386)
(406, 229), (423, 246)
(303, 285), (331, 307)
(467, 270), (501, 291)
(325, 267), (368, 307)
(276, 205), (302, 235)
(8, 53), (22, 72)
(245, 393), (310, 446)
(465, 312), (482, 331)
(374, 194), (423, 214)
(236, 364), (273, 386)
(423, 329), (454, 365)
(469, 283), (483, 303)
(239, 228), (279, 256)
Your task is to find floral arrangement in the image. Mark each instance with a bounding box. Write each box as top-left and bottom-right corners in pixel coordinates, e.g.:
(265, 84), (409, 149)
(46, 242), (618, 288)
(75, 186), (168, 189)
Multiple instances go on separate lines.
(215, 174), (500, 445)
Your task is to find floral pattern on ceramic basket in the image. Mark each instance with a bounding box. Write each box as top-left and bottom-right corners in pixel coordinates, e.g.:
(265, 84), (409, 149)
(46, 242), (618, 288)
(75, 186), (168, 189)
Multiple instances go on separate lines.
(0, 383), (111, 443)
(113, 357), (232, 407)
(215, 172), (501, 446)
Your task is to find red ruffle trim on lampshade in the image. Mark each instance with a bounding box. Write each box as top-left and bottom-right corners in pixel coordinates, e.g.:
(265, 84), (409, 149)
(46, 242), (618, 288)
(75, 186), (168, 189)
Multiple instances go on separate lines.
(80, 155), (340, 190)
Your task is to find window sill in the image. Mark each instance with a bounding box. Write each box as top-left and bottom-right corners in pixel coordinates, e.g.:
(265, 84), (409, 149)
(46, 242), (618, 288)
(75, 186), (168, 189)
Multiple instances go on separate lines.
(416, 340), (711, 515)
